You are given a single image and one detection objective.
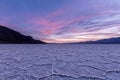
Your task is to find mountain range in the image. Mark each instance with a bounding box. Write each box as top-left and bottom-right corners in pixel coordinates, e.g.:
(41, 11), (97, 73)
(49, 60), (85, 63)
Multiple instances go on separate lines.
(80, 37), (120, 44)
(0, 25), (45, 44)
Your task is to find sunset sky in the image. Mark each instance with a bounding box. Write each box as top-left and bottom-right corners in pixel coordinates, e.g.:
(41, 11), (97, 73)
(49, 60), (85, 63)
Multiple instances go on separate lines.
(0, 0), (120, 43)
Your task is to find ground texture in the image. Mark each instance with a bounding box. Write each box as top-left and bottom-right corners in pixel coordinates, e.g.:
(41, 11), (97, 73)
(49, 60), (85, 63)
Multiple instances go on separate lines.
(0, 44), (120, 80)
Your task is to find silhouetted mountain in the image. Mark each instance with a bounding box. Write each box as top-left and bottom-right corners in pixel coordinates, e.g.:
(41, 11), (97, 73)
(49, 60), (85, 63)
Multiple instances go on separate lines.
(0, 25), (45, 44)
(81, 37), (120, 44)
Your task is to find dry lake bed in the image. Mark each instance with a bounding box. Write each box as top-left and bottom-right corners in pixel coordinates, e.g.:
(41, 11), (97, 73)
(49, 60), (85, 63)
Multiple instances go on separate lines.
(0, 44), (120, 80)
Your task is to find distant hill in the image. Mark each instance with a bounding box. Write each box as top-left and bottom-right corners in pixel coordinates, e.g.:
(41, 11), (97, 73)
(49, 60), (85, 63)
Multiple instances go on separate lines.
(0, 25), (45, 44)
(81, 37), (120, 44)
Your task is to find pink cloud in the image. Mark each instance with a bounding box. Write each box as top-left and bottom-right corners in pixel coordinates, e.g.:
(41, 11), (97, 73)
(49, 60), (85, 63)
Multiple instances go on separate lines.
(40, 28), (55, 35)
(29, 7), (110, 36)
(30, 14), (91, 35)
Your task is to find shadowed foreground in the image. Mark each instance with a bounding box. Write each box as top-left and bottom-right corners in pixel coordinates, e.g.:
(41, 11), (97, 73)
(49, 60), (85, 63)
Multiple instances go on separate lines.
(0, 44), (120, 80)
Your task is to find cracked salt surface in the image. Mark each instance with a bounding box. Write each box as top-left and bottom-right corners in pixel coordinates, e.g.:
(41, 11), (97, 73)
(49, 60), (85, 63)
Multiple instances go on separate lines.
(0, 44), (120, 80)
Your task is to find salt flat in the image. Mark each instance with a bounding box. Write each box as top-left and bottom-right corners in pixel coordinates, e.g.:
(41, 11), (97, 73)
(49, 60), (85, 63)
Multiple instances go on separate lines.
(0, 44), (120, 80)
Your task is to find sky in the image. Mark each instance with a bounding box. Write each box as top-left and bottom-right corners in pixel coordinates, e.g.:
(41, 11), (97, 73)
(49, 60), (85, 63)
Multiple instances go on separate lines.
(0, 0), (120, 43)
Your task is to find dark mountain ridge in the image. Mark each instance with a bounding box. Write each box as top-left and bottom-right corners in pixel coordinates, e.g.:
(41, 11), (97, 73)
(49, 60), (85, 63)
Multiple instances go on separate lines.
(81, 37), (120, 44)
(0, 25), (45, 44)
